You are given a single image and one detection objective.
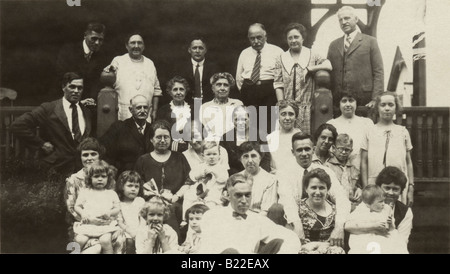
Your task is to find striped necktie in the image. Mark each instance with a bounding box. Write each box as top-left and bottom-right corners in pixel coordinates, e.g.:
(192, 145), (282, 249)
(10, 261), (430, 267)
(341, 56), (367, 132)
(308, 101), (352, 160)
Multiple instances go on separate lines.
(344, 35), (351, 53)
(250, 50), (261, 83)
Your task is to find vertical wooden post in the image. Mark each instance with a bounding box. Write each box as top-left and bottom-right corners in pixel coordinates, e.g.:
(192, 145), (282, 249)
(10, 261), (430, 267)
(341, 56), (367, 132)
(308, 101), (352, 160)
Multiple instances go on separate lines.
(416, 114), (423, 178)
(436, 115), (444, 178)
(426, 115), (434, 177)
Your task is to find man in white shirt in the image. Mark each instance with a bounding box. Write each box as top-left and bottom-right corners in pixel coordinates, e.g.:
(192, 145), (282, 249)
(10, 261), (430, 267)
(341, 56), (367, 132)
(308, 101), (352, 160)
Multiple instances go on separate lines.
(106, 33), (162, 122)
(277, 131), (351, 247)
(200, 173), (301, 254)
(236, 23), (284, 133)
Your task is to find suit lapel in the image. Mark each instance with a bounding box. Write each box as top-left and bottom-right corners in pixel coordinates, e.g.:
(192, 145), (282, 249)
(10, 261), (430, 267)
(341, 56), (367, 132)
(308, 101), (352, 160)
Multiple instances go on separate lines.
(346, 33), (362, 56)
(54, 99), (71, 133)
(338, 36), (345, 57)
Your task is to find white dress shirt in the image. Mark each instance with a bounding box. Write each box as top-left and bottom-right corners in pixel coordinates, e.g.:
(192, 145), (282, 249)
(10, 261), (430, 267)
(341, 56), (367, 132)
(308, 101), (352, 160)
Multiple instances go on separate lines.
(62, 97), (86, 139)
(235, 43), (284, 90)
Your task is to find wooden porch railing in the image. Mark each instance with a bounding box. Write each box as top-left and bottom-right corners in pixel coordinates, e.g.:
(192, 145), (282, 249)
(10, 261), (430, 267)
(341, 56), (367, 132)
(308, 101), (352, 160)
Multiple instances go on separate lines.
(1, 104), (449, 183)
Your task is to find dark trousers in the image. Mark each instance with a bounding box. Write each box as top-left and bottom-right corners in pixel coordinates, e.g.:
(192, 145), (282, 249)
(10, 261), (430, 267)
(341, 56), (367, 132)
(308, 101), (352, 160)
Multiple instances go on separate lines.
(241, 80), (278, 137)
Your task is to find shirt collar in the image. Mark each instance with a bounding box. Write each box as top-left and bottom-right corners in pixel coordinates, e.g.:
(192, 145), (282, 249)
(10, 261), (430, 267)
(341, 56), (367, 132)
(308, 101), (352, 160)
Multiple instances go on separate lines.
(134, 120), (146, 131)
(191, 58), (205, 66)
(82, 40), (90, 55)
(328, 155), (353, 167)
(346, 29), (360, 42)
(62, 96), (78, 107)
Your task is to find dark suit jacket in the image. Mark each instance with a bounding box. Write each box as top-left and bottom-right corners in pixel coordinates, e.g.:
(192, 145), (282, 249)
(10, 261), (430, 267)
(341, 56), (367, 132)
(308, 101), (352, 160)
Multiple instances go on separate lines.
(327, 33), (384, 107)
(11, 99), (91, 173)
(172, 58), (221, 104)
(56, 42), (109, 100)
(99, 118), (153, 174)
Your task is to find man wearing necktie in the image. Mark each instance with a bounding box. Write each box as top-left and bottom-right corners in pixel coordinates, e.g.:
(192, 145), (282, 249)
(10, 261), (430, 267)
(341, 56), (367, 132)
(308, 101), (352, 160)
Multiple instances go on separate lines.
(99, 94), (153, 174)
(11, 72), (91, 175)
(276, 132), (351, 248)
(236, 23), (284, 135)
(199, 173), (301, 254)
(173, 36), (221, 107)
(327, 6), (384, 114)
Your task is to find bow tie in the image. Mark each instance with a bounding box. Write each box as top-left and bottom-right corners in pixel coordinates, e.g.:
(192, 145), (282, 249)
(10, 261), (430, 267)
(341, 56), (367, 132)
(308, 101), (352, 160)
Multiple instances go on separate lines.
(232, 211), (247, 220)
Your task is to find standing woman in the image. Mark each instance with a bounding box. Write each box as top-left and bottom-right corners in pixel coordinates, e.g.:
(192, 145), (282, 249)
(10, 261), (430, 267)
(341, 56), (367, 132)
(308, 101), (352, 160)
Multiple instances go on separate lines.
(274, 23), (332, 134)
(156, 76), (192, 144)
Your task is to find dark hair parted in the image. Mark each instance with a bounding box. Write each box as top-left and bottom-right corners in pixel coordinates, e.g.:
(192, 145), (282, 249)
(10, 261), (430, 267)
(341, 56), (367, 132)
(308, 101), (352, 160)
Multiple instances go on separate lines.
(150, 119), (172, 139)
(62, 72), (83, 87)
(238, 141), (264, 159)
(313, 123), (338, 146)
(116, 170), (144, 201)
(291, 132), (313, 147)
(284, 22), (307, 40)
(84, 160), (116, 189)
(77, 137), (105, 158)
(85, 22), (106, 35)
(303, 168), (331, 190)
(184, 203), (210, 224)
(375, 166), (408, 192)
(277, 99), (299, 118)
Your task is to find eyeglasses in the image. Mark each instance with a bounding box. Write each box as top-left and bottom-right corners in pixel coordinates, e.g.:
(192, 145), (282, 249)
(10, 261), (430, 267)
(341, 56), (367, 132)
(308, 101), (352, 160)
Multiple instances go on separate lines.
(335, 147), (353, 153)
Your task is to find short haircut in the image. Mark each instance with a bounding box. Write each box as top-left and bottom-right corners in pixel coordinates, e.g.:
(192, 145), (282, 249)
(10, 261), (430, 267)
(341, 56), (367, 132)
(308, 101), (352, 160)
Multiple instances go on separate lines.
(210, 72), (235, 87)
(225, 173), (253, 191)
(238, 141), (264, 159)
(116, 170), (144, 201)
(124, 31), (144, 45)
(62, 72), (83, 87)
(188, 34), (207, 49)
(139, 197), (170, 222)
(375, 166), (408, 191)
(373, 91), (403, 118)
(150, 120), (172, 139)
(77, 137), (105, 158)
(165, 76), (190, 95)
(284, 22), (307, 40)
(277, 99), (299, 118)
(335, 133), (353, 147)
(85, 22), (106, 35)
(291, 132), (312, 148)
(362, 185), (385, 205)
(184, 203), (210, 223)
(303, 168), (332, 190)
(202, 141), (220, 154)
(85, 160), (116, 189)
(338, 90), (358, 102)
(313, 123), (338, 146)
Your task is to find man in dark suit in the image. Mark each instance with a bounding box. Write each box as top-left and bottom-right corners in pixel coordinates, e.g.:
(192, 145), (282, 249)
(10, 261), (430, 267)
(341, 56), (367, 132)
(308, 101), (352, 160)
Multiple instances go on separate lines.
(173, 36), (221, 106)
(11, 72), (91, 175)
(327, 6), (384, 112)
(99, 94), (153, 174)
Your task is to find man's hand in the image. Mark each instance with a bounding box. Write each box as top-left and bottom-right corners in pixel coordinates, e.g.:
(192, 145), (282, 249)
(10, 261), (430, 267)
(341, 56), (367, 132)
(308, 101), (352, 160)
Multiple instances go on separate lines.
(41, 142), (54, 154)
(352, 188), (362, 202)
(80, 98), (96, 107)
(103, 65), (117, 73)
(365, 99), (376, 108)
(329, 226), (344, 247)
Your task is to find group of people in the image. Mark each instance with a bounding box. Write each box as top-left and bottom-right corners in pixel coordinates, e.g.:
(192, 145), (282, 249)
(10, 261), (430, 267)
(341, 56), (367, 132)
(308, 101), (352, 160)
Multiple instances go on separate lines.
(10, 6), (414, 254)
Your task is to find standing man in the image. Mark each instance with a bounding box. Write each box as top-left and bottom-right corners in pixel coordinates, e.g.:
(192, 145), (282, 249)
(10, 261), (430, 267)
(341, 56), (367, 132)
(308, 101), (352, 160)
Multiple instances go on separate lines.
(105, 32), (162, 122)
(277, 132), (351, 247)
(56, 22), (108, 104)
(327, 6), (384, 112)
(199, 173), (301, 254)
(236, 23), (284, 133)
(11, 72), (91, 175)
(99, 94), (153, 174)
(173, 36), (221, 105)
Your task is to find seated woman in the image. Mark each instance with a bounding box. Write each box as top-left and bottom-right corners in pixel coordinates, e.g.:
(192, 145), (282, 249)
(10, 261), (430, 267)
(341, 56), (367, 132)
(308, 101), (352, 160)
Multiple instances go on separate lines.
(220, 105), (271, 176)
(200, 72), (243, 140)
(156, 76), (192, 152)
(299, 168), (345, 254)
(266, 99), (301, 174)
(134, 120), (191, 237)
(64, 137), (124, 253)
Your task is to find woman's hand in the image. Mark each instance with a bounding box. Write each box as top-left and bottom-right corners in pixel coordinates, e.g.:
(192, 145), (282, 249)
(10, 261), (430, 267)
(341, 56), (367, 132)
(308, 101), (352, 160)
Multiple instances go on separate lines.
(352, 188), (362, 202)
